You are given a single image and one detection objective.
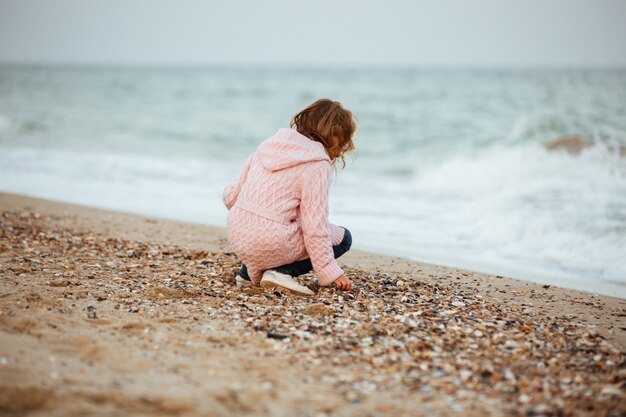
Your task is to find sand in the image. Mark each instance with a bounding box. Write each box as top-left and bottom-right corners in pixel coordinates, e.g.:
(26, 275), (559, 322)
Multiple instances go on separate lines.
(0, 192), (624, 417)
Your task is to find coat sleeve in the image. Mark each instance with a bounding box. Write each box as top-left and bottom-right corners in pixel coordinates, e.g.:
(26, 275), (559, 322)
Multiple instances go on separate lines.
(222, 154), (254, 210)
(299, 163), (344, 286)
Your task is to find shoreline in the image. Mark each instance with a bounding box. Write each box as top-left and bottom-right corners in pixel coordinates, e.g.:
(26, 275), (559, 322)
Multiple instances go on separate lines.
(1, 191), (625, 346)
(3, 189), (624, 299)
(355, 241), (626, 300)
(1, 191), (625, 416)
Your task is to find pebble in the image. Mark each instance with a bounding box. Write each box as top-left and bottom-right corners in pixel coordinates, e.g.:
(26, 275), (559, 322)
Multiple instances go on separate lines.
(504, 340), (519, 348)
(600, 384), (623, 397)
(267, 332), (289, 340)
(86, 305), (97, 319)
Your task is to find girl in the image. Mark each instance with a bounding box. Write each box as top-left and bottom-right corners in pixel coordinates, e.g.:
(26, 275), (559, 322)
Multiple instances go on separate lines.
(222, 99), (356, 296)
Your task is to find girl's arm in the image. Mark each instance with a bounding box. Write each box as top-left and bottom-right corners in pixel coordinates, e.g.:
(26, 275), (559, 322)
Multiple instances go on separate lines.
(222, 154), (254, 210)
(300, 163), (344, 286)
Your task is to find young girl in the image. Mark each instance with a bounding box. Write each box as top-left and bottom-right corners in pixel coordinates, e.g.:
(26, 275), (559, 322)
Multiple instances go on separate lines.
(222, 99), (356, 296)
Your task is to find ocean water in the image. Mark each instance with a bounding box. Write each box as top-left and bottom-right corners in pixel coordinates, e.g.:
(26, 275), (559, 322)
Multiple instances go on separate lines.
(1, 66), (625, 297)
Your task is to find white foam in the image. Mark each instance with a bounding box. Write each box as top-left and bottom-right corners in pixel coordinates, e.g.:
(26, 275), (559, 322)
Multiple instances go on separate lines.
(0, 146), (233, 226)
(1, 141), (625, 298)
(332, 141), (626, 297)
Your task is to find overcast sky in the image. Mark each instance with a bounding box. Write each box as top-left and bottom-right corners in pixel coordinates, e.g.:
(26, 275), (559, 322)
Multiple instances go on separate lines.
(1, 0), (625, 68)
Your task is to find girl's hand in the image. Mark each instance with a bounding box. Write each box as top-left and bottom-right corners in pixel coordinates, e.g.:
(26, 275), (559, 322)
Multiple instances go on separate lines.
(334, 275), (352, 291)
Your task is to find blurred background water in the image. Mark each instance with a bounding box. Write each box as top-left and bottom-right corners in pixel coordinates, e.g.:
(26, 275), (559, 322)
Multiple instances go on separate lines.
(1, 65), (625, 296)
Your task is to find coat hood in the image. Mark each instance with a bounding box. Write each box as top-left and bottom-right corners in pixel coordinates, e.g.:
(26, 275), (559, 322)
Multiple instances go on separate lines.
(256, 128), (330, 171)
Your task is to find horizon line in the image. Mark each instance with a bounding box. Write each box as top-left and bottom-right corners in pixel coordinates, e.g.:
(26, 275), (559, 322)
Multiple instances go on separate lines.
(1, 60), (626, 72)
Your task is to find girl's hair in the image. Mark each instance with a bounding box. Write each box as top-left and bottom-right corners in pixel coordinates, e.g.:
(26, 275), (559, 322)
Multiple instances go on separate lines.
(290, 99), (356, 168)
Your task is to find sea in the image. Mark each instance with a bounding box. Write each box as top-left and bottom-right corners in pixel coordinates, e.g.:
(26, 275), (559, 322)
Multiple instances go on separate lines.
(1, 65), (625, 298)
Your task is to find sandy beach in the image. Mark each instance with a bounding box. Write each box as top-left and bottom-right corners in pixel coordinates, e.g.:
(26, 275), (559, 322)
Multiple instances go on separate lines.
(0, 192), (624, 416)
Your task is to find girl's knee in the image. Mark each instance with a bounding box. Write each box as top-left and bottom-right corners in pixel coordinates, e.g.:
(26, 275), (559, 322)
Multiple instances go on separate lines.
(341, 227), (352, 251)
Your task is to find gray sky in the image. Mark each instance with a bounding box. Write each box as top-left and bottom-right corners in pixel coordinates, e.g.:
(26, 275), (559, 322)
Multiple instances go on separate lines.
(1, 0), (625, 67)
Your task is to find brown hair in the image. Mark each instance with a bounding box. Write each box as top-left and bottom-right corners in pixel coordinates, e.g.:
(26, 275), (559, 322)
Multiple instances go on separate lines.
(290, 98), (356, 168)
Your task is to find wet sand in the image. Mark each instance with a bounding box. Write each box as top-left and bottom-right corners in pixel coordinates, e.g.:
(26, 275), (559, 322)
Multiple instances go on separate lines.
(0, 192), (624, 416)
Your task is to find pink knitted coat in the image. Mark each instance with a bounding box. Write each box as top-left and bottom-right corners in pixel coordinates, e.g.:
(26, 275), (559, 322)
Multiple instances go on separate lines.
(223, 128), (345, 286)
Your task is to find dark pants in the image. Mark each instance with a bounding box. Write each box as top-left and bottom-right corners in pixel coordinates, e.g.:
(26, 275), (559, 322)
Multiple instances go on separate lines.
(238, 227), (352, 280)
